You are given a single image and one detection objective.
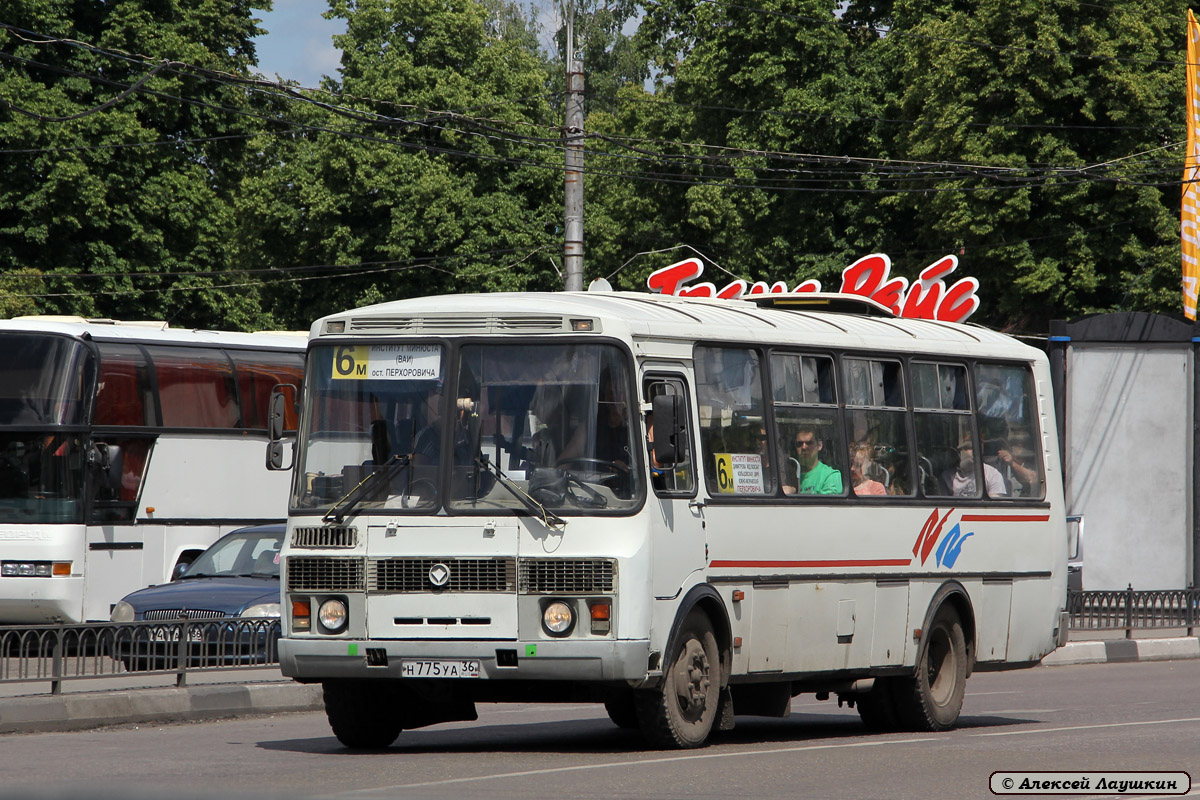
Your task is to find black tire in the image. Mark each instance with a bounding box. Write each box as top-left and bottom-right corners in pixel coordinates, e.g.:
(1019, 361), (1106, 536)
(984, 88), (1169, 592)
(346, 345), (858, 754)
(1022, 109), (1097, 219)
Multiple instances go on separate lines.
(635, 611), (721, 749)
(854, 677), (902, 732)
(323, 681), (403, 749)
(893, 605), (968, 731)
(603, 691), (640, 730)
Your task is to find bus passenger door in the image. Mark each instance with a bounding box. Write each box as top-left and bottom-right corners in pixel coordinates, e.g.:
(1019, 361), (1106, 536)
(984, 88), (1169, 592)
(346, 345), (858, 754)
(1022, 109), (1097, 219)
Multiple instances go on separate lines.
(644, 375), (705, 598)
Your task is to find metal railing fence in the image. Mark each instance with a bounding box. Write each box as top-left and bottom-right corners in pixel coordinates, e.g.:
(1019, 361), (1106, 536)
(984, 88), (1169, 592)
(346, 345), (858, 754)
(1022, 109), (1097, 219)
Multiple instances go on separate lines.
(0, 618), (280, 694)
(1067, 586), (1199, 638)
(3, 589), (1195, 694)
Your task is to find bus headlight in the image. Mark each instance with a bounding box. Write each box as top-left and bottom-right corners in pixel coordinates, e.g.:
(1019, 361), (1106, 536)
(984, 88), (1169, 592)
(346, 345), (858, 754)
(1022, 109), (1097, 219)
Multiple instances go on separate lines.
(240, 603), (281, 619)
(110, 601), (135, 623)
(2, 561), (67, 577)
(318, 599), (348, 632)
(542, 601), (575, 636)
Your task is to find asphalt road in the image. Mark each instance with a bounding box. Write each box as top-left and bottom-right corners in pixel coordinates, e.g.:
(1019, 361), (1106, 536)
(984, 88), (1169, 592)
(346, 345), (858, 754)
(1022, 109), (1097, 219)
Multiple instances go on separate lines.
(2, 660), (1197, 800)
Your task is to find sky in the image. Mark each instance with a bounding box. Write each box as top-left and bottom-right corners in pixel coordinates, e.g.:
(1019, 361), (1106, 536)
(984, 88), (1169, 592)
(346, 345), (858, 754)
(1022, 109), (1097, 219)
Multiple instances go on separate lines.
(252, 1), (345, 88)
(251, 1), (563, 89)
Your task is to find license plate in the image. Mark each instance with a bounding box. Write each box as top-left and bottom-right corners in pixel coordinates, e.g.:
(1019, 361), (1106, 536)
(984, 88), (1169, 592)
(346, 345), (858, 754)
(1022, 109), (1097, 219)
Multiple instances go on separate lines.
(150, 627), (204, 643)
(400, 659), (481, 678)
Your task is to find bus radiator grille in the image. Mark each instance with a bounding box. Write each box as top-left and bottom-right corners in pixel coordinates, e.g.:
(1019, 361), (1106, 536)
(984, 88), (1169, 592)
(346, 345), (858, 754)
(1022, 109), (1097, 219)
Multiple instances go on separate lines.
(286, 556), (365, 592)
(518, 559), (616, 594)
(292, 526), (358, 549)
(367, 558), (515, 593)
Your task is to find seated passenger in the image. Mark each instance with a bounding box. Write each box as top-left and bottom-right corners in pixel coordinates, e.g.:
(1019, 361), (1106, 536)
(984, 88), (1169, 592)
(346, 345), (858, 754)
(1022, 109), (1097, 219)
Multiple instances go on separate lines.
(942, 439), (1006, 497)
(850, 444), (887, 496)
(996, 429), (1039, 497)
(782, 426), (843, 495)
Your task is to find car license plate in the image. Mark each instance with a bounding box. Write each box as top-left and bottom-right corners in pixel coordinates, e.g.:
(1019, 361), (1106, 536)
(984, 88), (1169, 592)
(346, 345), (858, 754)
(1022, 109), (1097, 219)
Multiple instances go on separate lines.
(400, 659), (481, 678)
(149, 627), (204, 643)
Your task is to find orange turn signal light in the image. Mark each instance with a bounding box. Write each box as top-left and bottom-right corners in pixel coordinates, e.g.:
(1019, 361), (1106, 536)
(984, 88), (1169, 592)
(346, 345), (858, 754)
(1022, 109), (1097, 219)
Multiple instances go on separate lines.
(292, 599), (311, 631)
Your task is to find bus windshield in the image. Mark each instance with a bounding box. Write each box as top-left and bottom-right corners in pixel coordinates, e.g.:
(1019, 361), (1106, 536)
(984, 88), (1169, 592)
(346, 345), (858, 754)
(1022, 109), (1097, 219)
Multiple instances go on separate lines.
(294, 342), (642, 515)
(0, 334), (94, 426)
(0, 432), (84, 523)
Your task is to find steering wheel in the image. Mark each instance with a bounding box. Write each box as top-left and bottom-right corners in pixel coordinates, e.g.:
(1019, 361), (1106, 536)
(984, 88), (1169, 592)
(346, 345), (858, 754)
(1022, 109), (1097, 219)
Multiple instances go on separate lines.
(562, 473), (607, 509)
(555, 457), (632, 500)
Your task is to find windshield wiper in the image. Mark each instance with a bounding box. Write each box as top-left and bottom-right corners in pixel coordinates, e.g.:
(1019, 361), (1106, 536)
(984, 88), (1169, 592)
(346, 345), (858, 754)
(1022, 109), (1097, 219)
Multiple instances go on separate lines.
(475, 455), (566, 532)
(323, 454), (411, 524)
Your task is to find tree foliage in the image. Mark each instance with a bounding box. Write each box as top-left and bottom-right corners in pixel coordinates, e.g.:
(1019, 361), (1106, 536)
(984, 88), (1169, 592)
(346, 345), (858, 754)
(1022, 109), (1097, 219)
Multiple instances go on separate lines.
(0, 0), (1192, 333)
(0, 0), (276, 329)
(237, 0), (562, 327)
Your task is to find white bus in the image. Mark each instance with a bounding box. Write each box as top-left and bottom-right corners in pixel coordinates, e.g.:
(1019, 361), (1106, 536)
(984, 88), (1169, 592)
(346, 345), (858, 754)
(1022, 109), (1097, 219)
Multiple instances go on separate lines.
(0, 317), (305, 624)
(270, 291), (1068, 749)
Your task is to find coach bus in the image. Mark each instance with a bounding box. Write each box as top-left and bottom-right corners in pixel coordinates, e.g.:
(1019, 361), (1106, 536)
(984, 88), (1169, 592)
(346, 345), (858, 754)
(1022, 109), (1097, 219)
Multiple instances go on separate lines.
(0, 316), (304, 624)
(269, 290), (1068, 750)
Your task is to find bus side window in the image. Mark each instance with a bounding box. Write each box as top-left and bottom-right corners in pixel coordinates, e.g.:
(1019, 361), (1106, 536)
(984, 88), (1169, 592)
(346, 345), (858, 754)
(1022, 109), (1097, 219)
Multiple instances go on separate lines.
(94, 344), (153, 427)
(770, 352), (844, 497)
(695, 346), (771, 496)
(146, 346), (240, 429)
(843, 357), (912, 497)
(645, 378), (695, 495)
(975, 363), (1044, 499)
(229, 350), (305, 431)
(913, 362), (975, 498)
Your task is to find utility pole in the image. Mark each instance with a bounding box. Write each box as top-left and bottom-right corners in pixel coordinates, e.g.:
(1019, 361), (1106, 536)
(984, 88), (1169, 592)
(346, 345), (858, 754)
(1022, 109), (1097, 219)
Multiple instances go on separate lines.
(563, 4), (584, 291)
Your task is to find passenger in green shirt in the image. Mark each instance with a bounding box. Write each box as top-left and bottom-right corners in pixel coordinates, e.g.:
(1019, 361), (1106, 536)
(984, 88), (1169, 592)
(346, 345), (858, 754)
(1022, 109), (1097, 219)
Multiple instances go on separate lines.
(783, 427), (844, 495)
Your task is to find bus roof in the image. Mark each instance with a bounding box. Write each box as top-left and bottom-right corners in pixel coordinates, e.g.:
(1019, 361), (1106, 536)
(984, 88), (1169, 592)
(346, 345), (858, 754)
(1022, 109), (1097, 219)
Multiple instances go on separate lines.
(313, 291), (1038, 361)
(0, 316), (307, 350)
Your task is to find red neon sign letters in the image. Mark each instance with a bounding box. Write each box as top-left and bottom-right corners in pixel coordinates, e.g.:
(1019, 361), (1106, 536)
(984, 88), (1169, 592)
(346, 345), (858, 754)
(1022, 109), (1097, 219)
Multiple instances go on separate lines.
(646, 253), (981, 323)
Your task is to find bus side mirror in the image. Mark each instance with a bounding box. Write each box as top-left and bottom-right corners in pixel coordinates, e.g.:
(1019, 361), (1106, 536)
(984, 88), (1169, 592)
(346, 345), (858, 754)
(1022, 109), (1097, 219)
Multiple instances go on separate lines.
(87, 442), (124, 496)
(651, 394), (686, 466)
(267, 384), (298, 471)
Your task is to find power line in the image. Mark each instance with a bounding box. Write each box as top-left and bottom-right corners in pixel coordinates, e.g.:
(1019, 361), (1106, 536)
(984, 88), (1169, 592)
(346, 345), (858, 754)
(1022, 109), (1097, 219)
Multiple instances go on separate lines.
(0, 24), (1188, 197)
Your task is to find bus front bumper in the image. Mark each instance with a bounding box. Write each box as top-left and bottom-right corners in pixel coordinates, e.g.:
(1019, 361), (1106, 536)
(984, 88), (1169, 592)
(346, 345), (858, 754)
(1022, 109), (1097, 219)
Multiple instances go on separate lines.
(279, 637), (653, 683)
(0, 576), (84, 624)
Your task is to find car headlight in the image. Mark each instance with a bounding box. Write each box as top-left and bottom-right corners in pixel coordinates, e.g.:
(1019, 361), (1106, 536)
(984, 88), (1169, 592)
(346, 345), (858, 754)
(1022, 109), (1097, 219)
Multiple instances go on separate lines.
(542, 601), (574, 636)
(318, 598), (347, 632)
(110, 601), (135, 623)
(240, 603), (281, 619)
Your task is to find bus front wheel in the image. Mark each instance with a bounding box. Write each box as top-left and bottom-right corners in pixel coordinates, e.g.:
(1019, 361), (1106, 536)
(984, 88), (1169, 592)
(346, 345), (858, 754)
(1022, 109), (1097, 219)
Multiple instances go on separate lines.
(893, 605), (967, 731)
(323, 680), (402, 749)
(636, 611), (720, 749)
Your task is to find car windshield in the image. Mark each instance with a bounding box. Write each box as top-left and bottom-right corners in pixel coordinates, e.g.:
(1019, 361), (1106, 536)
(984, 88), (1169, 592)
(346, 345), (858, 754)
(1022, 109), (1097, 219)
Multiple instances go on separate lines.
(182, 530), (282, 578)
(293, 342), (643, 515)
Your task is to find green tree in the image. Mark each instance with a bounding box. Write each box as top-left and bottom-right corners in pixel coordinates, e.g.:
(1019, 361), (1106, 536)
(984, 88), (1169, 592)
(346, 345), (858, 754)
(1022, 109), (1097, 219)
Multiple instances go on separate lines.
(587, 0), (883, 292)
(0, 0), (276, 329)
(855, 0), (1184, 331)
(240, 0), (563, 327)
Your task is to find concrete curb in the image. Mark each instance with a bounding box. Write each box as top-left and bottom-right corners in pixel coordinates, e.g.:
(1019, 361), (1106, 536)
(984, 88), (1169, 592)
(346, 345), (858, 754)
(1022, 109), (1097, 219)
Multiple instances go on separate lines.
(0, 681), (323, 734)
(1043, 636), (1200, 667)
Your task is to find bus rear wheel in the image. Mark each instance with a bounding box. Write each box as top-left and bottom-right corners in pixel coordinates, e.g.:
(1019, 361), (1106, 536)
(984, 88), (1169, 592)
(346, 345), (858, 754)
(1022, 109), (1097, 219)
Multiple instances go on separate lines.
(323, 680), (402, 749)
(893, 605), (967, 731)
(635, 611), (720, 749)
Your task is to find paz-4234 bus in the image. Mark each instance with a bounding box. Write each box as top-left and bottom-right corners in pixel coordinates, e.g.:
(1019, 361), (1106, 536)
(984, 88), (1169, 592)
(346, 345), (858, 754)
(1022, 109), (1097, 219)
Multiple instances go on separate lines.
(268, 290), (1068, 749)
